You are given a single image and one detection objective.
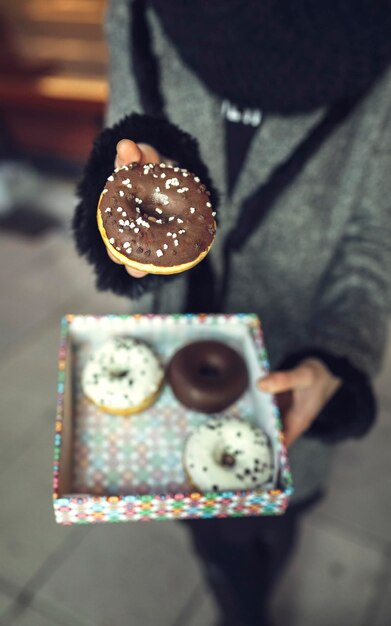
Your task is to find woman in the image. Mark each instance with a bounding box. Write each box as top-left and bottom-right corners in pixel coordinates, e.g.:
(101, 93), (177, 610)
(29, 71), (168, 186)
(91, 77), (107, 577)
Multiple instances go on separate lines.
(74, 2), (391, 623)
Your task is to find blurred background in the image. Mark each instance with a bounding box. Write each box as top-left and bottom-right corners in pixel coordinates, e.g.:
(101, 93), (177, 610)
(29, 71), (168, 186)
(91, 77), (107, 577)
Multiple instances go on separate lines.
(0, 2), (390, 625)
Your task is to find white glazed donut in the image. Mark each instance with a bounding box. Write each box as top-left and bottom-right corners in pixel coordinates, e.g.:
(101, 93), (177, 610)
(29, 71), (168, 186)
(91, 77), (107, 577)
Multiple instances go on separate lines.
(184, 417), (273, 492)
(82, 337), (164, 415)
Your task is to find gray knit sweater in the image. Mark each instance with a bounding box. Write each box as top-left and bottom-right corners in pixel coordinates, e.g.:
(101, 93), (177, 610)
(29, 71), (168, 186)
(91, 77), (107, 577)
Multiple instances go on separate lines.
(100, 1), (391, 502)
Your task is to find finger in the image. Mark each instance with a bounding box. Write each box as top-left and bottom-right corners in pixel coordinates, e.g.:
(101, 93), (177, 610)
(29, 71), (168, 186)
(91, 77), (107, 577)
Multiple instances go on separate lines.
(137, 143), (161, 164)
(106, 248), (148, 277)
(106, 248), (123, 264)
(124, 266), (148, 278)
(275, 390), (293, 417)
(115, 139), (142, 168)
(258, 364), (316, 394)
(115, 140), (161, 168)
(283, 408), (314, 448)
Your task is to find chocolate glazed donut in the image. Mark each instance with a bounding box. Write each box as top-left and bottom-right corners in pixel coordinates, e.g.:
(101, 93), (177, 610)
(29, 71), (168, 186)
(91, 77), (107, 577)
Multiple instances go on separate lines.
(167, 341), (249, 413)
(97, 162), (216, 274)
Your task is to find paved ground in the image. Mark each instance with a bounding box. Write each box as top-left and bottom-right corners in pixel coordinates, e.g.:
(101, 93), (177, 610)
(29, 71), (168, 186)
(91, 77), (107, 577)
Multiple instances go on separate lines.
(0, 172), (390, 626)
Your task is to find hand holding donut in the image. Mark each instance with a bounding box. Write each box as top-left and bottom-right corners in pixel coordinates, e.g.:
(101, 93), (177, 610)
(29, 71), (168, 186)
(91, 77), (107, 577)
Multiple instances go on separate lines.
(258, 358), (342, 448)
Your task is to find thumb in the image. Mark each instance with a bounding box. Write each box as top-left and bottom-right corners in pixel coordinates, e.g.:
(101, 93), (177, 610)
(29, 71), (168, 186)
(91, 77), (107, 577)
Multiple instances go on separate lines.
(258, 363), (316, 394)
(115, 140), (160, 168)
(115, 139), (142, 168)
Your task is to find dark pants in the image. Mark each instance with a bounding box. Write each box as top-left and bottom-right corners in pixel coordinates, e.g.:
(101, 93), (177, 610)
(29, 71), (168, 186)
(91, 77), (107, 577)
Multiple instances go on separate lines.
(183, 494), (322, 626)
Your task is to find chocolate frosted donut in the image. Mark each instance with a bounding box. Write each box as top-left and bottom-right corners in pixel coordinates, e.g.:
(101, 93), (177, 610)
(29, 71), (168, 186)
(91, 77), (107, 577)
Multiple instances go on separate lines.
(97, 162), (216, 274)
(167, 341), (249, 413)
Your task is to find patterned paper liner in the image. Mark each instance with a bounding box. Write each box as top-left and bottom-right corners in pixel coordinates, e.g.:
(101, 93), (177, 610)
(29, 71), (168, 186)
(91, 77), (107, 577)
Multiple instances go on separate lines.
(53, 314), (294, 524)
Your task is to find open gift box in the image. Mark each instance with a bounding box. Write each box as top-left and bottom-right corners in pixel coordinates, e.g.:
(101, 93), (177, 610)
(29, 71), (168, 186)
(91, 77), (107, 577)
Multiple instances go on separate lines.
(53, 314), (293, 525)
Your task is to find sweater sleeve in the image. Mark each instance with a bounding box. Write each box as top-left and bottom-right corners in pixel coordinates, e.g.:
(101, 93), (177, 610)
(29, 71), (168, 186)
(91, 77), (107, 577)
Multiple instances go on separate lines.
(307, 170), (391, 378)
(278, 147), (391, 443)
(72, 113), (219, 299)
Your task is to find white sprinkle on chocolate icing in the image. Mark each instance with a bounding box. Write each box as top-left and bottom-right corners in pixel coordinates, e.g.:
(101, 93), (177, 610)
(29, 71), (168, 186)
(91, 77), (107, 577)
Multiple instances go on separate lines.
(190, 207), (196, 213)
(123, 242), (131, 249)
(102, 189), (108, 194)
(165, 178), (179, 189)
(109, 237), (115, 244)
(105, 208), (111, 213)
(177, 218), (184, 223)
(156, 249), (163, 257)
(177, 187), (189, 193)
(119, 190), (124, 197)
(163, 243), (168, 250)
(155, 208), (163, 214)
(206, 202), (212, 207)
(122, 178), (130, 185)
(107, 175), (114, 181)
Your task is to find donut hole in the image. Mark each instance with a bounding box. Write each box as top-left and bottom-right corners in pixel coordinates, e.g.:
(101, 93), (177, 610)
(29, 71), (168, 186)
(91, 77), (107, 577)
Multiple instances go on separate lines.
(199, 364), (221, 380)
(146, 214), (169, 224)
(135, 199), (170, 224)
(220, 452), (236, 467)
(109, 369), (129, 380)
(211, 443), (236, 468)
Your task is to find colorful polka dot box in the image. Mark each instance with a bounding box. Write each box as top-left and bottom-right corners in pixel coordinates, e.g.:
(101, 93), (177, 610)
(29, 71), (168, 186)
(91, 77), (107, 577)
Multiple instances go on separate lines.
(53, 314), (293, 525)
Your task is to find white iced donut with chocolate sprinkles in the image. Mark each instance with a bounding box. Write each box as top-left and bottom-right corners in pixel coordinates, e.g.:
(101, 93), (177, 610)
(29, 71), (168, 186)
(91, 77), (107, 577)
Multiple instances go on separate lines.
(97, 162), (216, 275)
(82, 337), (164, 415)
(184, 417), (273, 492)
